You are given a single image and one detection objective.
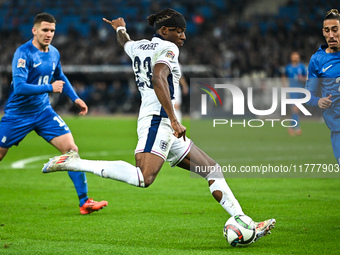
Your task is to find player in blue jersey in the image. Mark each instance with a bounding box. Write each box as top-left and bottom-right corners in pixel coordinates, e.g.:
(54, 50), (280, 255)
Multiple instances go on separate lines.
(305, 9), (340, 164)
(282, 51), (307, 136)
(0, 13), (108, 214)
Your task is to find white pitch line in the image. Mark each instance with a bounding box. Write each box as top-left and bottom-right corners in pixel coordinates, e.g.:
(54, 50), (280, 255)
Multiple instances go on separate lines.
(11, 155), (53, 169)
(9, 150), (133, 169)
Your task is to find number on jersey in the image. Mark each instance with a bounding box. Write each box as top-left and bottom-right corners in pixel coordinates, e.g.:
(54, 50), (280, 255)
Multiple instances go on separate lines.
(133, 56), (152, 88)
(38, 75), (50, 85)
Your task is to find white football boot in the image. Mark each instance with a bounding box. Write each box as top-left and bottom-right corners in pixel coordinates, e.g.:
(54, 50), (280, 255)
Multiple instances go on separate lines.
(42, 150), (80, 173)
(254, 218), (276, 242)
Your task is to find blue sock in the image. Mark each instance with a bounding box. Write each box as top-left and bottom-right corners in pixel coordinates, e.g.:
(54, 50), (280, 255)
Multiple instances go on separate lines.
(68, 171), (88, 207)
(292, 113), (299, 128)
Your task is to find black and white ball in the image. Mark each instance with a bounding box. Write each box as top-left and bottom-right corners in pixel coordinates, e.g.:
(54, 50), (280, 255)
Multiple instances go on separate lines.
(223, 215), (256, 247)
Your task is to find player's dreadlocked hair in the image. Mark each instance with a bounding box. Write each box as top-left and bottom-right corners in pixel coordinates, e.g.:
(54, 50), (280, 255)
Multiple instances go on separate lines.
(147, 8), (186, 30)
(33, 13), (56, 26)
(324, 9), (340, 21)
(147, 8), (178, 26)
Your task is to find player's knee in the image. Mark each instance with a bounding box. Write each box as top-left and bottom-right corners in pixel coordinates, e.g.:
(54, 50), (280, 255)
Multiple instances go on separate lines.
(142, 173), (157, 188)
(143, 176), (155, 188)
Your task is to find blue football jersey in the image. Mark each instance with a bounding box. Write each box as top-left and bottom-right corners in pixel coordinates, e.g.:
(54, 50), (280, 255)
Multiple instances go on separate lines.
(306, 45), (340, 131)
(285, 63), (307, 88)
(4, 39), (78, 116)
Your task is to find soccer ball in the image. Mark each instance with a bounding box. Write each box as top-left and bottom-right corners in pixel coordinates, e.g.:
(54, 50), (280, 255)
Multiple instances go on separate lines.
(223, 215), (256, 247)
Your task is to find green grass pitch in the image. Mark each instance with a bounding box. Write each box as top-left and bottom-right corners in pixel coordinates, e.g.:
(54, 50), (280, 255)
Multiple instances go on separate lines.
(0, 116), (339, 254)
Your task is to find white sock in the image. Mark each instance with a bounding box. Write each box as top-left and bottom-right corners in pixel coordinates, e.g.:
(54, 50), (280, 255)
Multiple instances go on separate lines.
(67, 158), (145, 187)
(205, 164), (244, 216)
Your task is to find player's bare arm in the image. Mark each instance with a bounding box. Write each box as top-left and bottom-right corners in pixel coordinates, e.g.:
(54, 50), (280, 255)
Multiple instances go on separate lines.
(318, 94), (332, 109)
(103, 17), (131, 48)
(152, 63), (186, 140)
(52, 80), (64, 93)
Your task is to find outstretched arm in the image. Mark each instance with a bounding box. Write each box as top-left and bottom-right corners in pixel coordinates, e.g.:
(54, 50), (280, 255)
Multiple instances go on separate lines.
(103, 17), (131, 48)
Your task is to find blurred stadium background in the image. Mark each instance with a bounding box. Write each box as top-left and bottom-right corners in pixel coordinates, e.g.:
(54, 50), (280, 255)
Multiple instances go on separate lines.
(1, 2), (339, 253)
(0, 0), (337, 116)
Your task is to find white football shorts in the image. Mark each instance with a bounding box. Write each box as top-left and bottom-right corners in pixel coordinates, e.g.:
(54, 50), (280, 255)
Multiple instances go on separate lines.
(135, 115), (192, 167)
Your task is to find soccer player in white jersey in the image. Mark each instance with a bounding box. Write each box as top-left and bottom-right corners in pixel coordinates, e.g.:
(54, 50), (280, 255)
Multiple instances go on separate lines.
(43, 9), (275, 241)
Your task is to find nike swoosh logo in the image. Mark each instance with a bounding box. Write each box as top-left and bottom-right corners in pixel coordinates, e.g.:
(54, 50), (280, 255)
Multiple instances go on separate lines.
(322, 64), (332, 72)
(33, 62), (42, 68)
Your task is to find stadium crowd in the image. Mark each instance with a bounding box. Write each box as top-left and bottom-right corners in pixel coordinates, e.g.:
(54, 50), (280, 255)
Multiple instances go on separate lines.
(0, 0), (337, 114)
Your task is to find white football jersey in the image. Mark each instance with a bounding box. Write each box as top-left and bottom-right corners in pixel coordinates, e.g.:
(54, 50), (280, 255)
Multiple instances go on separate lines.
(124, 35), (181, 119)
